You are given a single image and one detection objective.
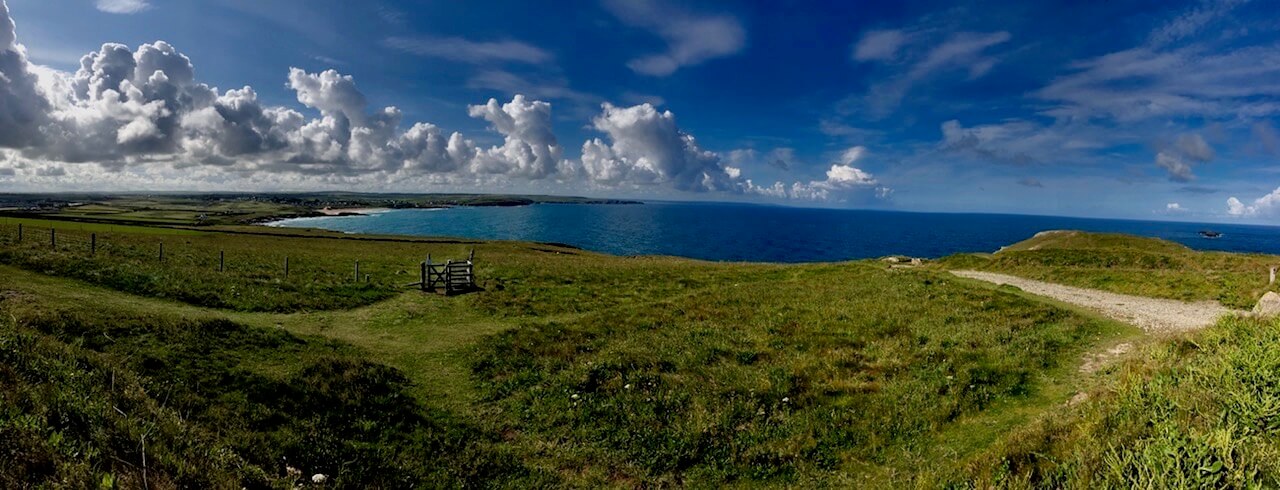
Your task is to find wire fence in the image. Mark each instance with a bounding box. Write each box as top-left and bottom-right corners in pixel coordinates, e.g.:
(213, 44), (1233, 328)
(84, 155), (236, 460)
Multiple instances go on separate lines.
(0, 221), (384, 285)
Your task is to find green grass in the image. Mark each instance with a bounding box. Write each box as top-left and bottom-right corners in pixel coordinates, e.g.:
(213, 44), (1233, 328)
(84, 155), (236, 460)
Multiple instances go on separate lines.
(0, 216), (780, 314)
(0, 229), (1134, 487)
(0, 216), (203, 235)
(937, 230), (1280, 309)
(467, 264), (1130, 485)
(958, 314), (1280, 488)
(16, 197), (304, 227)
(0, 281), (548, 488)
(0, 217), (473, 312)
(12, 222), (1273, 487)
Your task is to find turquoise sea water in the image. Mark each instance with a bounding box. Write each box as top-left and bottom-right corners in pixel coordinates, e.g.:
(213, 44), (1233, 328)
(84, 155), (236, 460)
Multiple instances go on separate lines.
(270, 202), (1280, 262)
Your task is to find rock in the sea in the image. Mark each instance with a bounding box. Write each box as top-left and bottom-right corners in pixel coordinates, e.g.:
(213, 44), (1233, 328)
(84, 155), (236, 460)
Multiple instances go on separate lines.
(1254, 291), (1280, 316)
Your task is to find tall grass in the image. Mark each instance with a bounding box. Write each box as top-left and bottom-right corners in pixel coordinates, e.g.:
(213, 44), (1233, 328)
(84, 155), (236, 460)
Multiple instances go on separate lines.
(961, 314), (1280, 487)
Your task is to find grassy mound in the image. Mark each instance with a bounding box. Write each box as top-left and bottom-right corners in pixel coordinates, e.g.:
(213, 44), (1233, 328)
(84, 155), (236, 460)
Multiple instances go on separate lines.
(938, 230), (1279, 309)
(998, 230), (1193, 254)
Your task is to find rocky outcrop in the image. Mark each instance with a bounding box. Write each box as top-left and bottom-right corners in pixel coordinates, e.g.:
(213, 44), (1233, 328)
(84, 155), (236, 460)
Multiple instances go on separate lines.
(1253, 291), (1280, 317)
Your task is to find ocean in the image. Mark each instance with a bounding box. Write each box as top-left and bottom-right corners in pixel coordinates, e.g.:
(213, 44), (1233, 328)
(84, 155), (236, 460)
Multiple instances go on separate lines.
(268, 202), (1280, 263)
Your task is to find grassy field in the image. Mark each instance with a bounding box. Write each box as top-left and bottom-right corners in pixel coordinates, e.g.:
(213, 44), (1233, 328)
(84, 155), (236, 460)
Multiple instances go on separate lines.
(937, 230), (1280, 309)
(0, 218), (1167, 486)
(5, 220), (1280, 487)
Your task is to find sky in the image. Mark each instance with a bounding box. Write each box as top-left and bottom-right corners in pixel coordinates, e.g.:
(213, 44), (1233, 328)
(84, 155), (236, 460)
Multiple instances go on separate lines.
(0, 0), (1279, 223)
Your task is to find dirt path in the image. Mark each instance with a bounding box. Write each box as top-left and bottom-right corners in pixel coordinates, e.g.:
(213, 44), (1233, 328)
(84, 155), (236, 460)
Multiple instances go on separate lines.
(952, 270), (1238, 333)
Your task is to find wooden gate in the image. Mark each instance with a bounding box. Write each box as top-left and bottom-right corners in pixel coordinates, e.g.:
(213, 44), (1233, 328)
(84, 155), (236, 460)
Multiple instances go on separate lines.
(413, 249), (476, 295)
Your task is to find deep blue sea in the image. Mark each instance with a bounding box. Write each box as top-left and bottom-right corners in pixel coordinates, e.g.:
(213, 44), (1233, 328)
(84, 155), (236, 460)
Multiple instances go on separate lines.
(269, 202), (1280, 263)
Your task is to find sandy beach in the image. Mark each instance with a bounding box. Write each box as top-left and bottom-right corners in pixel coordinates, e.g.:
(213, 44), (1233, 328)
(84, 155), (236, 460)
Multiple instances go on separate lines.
(319, 207), (390, 216)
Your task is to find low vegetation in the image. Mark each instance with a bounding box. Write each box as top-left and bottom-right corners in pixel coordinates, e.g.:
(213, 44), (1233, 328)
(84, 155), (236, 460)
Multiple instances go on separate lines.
(2, 220), (1277, 487)
(938, 230), (1280, 309)
(0, 288), (545, 488)
(469, 264), (1124, 485)
(961, 314), (1280, 487)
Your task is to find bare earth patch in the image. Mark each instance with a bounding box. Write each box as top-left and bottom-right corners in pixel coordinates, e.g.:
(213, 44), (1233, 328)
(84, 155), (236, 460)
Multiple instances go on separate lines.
(952, 270), (1238, 334)
(1078, 342), (1133, 374)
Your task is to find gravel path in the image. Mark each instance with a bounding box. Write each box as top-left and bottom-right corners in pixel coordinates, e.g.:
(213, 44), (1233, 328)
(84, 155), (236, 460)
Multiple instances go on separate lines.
(952, 270), (1238, 333)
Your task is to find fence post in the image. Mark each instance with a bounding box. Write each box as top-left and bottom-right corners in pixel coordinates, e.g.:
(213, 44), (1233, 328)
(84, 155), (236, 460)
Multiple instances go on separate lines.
(91, 233), (96, 255)
(284, 256), (289, 278)
(159, 242), (163, 261)
(365, 274), (369, 283)
(469, 248), (475, 262)
(420, 261), (426, 292)
(16, 223), (21, 241)
(50, 228), (55, 249)
(219, 251), (225, 272)
(354, 260), (360, 282)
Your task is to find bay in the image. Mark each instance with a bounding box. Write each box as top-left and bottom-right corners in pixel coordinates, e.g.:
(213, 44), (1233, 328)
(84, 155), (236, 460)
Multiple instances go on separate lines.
(269, 202), (1280, 262)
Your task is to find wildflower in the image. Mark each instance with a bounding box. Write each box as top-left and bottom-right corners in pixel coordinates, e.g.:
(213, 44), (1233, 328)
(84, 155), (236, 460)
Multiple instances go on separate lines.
(312, 474), (328, 484)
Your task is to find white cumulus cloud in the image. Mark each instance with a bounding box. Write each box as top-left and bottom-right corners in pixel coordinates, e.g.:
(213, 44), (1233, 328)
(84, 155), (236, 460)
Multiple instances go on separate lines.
(779, 146), (883, 201)
(1227, 188), (1280, 217)
(0, 0), (572, 187)
(580, 102), (739, 191)
(468, 95), (565, 179)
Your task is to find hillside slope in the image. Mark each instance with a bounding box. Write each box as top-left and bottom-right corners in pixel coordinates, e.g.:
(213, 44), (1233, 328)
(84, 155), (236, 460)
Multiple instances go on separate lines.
(6, 223), (1280, 486)
(0, 218), (1139, 487)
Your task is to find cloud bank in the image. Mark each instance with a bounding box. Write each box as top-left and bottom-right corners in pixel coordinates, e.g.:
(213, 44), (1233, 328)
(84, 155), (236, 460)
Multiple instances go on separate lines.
(0, 1), (882, 203)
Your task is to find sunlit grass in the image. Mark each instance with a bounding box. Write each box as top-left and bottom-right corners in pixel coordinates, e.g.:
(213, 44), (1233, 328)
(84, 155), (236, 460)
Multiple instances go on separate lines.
(960, 314), (1280, 487)
(17, 223), (1267, 486)
(937, 230), (1280, 309)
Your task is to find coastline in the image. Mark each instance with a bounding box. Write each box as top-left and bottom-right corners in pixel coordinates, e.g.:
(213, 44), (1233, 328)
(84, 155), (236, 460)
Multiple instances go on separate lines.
(319, 207), (392, 216)
(264, 207), (450, 228)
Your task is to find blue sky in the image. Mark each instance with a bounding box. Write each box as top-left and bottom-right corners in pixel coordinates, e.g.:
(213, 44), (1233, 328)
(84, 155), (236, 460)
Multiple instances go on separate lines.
(1, 0), (1279, 223)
